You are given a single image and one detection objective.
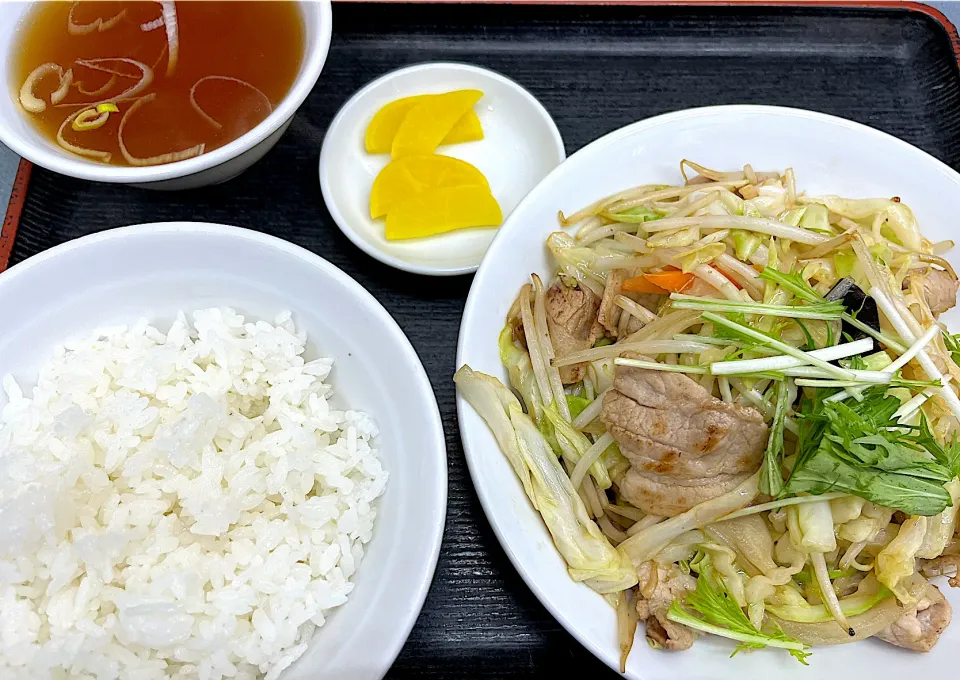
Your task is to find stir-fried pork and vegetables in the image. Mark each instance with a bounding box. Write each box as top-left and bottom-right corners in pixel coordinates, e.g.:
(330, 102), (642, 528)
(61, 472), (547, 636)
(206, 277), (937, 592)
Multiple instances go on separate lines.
(455, 161), (960, 668)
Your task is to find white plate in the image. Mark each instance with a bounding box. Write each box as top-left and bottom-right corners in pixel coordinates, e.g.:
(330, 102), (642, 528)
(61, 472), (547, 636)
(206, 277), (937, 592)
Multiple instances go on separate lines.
(319, 62), (565, 275)
(456, 105), (960, 679)
(0, 223), (447, 680)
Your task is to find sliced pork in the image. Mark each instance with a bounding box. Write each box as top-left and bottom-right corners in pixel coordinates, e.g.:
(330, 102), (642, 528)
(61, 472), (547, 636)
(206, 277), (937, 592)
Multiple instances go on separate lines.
(544, 280), (604, 384)
(636, 561), (698, 651)
(619, 468), (756, 518)
(876, 583), (952, 652)
(601, 361), (767, 516)
(917, 268), (959, 316)
(598, 270), (661, 338)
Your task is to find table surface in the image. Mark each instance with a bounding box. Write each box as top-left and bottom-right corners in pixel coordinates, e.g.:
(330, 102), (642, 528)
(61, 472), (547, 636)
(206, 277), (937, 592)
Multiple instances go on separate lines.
(4, 3), (960, 679)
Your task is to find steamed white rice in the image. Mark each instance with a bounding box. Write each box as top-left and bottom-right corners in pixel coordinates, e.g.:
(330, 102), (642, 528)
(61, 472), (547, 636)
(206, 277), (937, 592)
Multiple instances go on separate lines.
(0, 308), (387, 679)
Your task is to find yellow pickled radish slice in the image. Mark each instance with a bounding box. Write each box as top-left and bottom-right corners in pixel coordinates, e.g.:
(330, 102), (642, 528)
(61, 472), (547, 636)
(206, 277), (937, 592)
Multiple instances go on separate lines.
(370, 155), (489, 219)
(444, 112), (483, 147)
(365, 94), (483, 154)
(385, 185), (502, 241)
(391, 90), (483, 159)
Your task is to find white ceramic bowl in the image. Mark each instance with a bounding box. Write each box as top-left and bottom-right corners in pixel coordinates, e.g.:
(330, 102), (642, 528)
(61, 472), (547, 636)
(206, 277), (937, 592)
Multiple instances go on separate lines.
(0, 223), (447, 680)
(0, 1), (331, 190)
(320, 62), (565, 275)
(457, 105), (960, 679)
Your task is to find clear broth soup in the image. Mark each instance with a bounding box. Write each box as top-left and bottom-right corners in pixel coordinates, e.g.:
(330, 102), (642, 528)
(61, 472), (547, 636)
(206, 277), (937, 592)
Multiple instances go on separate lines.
(11, 1), (304, 166)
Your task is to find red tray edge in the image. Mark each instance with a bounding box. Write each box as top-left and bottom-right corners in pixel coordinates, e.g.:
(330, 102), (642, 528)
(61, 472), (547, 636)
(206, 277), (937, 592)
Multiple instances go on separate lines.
(1, 158), (31, 273)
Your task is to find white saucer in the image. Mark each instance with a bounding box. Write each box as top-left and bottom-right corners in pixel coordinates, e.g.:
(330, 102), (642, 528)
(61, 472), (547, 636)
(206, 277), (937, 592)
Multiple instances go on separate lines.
(319, 62), (566, 276)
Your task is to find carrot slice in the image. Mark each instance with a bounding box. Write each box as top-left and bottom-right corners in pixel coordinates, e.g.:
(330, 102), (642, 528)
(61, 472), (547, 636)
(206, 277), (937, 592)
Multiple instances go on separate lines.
(623, 270), (696, 294)
(622, 276), (668, 294)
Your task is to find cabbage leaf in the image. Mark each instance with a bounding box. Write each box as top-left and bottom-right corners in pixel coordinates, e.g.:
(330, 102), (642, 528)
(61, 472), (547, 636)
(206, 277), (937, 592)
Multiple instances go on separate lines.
(455, 366), (638, 593)
(876, 515), (927, 603)
(499, 326), (542, 422)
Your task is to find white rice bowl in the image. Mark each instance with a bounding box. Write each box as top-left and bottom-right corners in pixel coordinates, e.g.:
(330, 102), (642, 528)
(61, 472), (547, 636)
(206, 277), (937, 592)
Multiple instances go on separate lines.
(0, 307), (387, 679)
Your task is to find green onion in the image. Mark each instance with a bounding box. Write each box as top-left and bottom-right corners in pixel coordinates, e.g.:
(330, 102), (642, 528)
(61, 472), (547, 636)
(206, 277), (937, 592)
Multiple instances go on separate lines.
(613, 358), (709, 374)
(870, 286), (960, 423)
(673, 333), (745, 347)
(614, 357), (783, 381)
(786, 366), (898, 383)
(701, 312), (854, 381)
(673, 334), (776, 354)
(795, 379), (869, 388)
(670, 294), (844, 320)
(841, 313), (907, 354)
(710, 338), (873, 376)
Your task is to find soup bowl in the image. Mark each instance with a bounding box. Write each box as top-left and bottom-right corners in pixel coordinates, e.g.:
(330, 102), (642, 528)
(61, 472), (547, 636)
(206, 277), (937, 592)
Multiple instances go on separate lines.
(0, 0), (331, 190)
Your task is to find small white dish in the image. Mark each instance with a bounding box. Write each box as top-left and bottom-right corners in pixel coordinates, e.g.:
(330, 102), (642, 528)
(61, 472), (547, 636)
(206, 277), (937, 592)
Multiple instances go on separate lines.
(0, 1), (331, 190)
(319, 62), (565, 276)
(0, 222), (447, 680)
(457, 105), (960, 679)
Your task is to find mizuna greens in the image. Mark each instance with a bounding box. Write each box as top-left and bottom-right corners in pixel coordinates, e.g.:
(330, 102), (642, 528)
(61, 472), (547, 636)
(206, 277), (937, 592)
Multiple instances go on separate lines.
(784, 388), (956, 516)
(666, 556), (811, 663)
(456, 160), (960, 669)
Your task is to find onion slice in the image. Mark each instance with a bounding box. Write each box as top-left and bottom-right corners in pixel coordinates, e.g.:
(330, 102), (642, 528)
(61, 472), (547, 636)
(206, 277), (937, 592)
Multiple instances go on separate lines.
(57, 108), (111, 163)
(118, 94), (205, 166)
(72, 105), (116, 132)
(771, 597), (904, 645)
(19, 63), (70, 113)
(75, 58), (153, 102)
(141, 0), (177, 74)
(77, 73), (118, 98)
(160, 1), (179, 76)
(67, 1), (127, 35)
(189, 76), (273, 131)
(50, 68), (74, 105)
(141, 16), (164, 32)
(73, 108), (109, 131)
